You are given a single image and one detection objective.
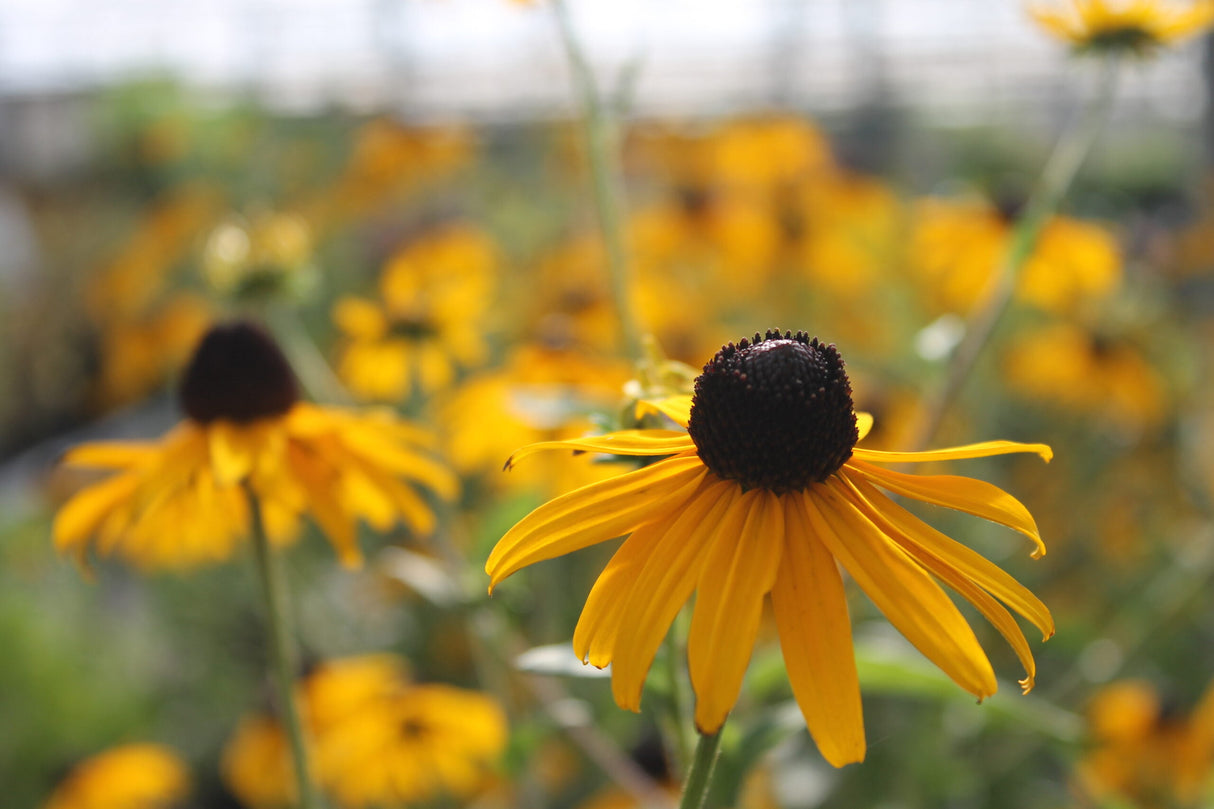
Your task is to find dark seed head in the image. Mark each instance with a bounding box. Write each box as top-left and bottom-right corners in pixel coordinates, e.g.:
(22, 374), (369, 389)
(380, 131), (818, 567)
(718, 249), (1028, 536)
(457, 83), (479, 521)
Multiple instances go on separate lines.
(688, 330), (858, 494)
(179, 321), (299, 424)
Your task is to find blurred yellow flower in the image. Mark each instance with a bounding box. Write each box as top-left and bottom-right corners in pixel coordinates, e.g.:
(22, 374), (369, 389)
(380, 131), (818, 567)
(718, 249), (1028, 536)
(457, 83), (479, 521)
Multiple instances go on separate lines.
(224, 655), (507, 809)
(201, 210), (315, 300)
(1029, 0), (1214, 55)
(488, 330), (1053, 766)
(1078, 679), (1214, 808)
(1002, 322), (1168, 430)
(43, 743), (190, 809)
(54, 322), (456, 571)
(909, 197), (1121, 315)
(335, 226), (495, 402)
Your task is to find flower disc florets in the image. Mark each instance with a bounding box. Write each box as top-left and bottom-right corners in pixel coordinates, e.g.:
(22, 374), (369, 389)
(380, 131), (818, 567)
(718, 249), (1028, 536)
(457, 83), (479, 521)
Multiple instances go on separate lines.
(688, 330), (858, 494)
(180, 321), (299, 424)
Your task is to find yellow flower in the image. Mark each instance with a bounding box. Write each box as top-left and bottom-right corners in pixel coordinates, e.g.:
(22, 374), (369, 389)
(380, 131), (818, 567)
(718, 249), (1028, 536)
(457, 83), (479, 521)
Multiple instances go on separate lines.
(43, 743), (190, 809)
(201, 210), (315, 300)
(54, 322), (456, 571)
(334, 226), (495, 402)
(1078, 679), (1214, 808)
(487, 330), (1053, 767)
(909, 197), (1120, 316)
(1029, 0), (1214, 55)
(1002, 322), (1167, 430)
(221, 716), (295, 809)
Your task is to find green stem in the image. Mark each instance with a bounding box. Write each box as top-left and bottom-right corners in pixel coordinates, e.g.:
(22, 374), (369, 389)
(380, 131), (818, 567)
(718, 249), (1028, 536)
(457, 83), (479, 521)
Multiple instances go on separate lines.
(678, 728), (724, 809)
(247, 486), (318, 809)
(265, 306), (353, 406)
(662, 628), (693, 774)
(908, 58), (1120, 451)
(550, 0), (643, 363)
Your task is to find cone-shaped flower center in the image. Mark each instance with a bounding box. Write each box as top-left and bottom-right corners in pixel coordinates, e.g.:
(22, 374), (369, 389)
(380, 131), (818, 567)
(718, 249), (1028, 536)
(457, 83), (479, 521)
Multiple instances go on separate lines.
(180, 322), (299, 423)
(688, 330), (858, 493)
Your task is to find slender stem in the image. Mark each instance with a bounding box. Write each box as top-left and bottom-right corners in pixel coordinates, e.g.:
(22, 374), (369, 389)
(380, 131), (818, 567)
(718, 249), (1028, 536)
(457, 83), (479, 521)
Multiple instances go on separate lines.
(550, 0), (643, 363)
(678, 728), (724, 809)
(662, 629), (692, 774)
(265, 306), (354, 406)
(908, 59), (1120, 451)
(247, 486), (318, 809)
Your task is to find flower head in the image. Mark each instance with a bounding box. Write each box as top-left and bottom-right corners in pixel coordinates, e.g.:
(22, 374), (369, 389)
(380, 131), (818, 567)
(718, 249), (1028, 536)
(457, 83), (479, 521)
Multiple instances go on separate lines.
(53, 321), (457, 571)
(1029, 0), (1214, 56)
(43, 743), (190, 809)
(487, 330), (1054, 766)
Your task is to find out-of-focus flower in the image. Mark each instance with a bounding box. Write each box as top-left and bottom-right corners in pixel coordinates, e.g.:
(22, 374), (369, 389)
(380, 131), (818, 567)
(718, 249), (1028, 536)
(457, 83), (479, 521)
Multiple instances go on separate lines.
(1002, 322), (1168, 430)
(334, 226), (495, 403)
(909, 197), (1121, 316)
(201, 210), (315, 300)
(224, 656), (507, 809)
(221, 716), (295, 809)
(42, 743), (190, 809)
(487, 330), (1053, 766)
(54, 322), (456, 571)
(1029, 0), (1214, 56)
(1078, 679), (1214, 808)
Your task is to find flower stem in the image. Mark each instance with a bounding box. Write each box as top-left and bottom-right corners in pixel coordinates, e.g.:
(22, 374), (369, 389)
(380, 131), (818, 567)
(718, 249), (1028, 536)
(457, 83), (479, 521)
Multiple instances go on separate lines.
(550, 0), (643, 363)
(246, 486), (318, 809)
(677, 728), (724, 809)
(908, 58), (1120, 451)
(661, 629), (693, 774)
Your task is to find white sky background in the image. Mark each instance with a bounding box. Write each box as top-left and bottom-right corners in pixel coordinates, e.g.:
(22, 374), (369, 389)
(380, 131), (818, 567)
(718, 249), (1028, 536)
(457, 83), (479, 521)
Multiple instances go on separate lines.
(0, 0), (1206, 124)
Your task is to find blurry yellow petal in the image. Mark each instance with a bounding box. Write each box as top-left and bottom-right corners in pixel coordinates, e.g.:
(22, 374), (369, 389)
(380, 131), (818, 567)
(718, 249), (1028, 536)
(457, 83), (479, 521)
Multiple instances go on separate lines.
(772, 497), (865, 767)
(689, 490), (784, 733)
(334, 296), (388, 339)
(852, 440), (1052, 464)
(844, 474), (1053, 639)
(610, 477), (736, 711)
(505, 431), (695, 469)
(639, 395), (693, 428)
(289, 447), (362, 567)
(61, 442), (157, 469)
(208, 422), (258, 485)
(486, 456), (706, 591)
(808, 485), (997, 700)
(847, 459), (1047, 559)
(53, 474), (139, 558)
(855, 412), (873, 441)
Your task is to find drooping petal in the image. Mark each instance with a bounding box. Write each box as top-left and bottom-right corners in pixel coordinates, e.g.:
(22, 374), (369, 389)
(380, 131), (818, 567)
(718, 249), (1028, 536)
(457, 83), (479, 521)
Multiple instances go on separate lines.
(843, 473), (1053, 640)
(772, 497), (865, 767)
(207, 421), (261, 486)
(638, 395), (693, 428)
(807, 484), (997, 700)
(851, 440), (1052, 464)
(504, 431), (696, 470)
(688, 489), (785, 733)
(572, 511), (678, 668)
(835, 475), (1041, 693)
(287, 444), (362, 567)
(52, 474), (139, 560)
(486, 456), (707, 591)
(610, 477), (738, 711)
(846, 458), (1047, 558)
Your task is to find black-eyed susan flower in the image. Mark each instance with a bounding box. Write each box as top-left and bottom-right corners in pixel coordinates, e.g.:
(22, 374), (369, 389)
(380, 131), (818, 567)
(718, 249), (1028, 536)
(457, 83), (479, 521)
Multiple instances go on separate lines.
(221, 716), (296, 809)
(1029, 0), (1214, 56)
(43, 743), (190, 809)
(53, 321), (456, 571)
(487, 330), (1054, 767)
(333, 226), (495, 403)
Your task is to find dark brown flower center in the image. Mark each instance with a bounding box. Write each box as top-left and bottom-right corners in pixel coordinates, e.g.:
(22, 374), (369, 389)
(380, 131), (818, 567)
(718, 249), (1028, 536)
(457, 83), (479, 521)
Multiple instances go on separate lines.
(688, 330), (857, 494)
(179, 321), (299, 424)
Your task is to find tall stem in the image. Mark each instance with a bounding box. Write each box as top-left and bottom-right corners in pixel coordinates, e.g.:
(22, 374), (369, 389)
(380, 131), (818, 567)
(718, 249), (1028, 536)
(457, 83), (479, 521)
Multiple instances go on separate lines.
(908, 59), (1119, 451)
(677, 728), (724, 809)
(247, 486), (318, 809)
(550, 0), (643, 363)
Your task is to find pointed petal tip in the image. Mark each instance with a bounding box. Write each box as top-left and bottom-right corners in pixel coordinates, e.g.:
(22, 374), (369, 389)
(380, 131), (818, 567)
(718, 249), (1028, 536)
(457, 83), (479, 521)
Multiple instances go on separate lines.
(1019, 676), (1035, 695)
(821, 746), (867, 768)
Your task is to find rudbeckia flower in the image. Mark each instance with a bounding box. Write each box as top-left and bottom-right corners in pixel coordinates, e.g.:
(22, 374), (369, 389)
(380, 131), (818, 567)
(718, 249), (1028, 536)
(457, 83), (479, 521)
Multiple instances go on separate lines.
(53, 321), (456, 571)
(43, 743), (190, 809)
(486, 330), (1054, 767)
(1029, 0), (1214, 56)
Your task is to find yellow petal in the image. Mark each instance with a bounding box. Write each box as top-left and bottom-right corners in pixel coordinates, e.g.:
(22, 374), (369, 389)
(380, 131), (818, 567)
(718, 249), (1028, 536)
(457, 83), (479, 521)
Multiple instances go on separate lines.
(333, 296), (388, 339)
(807, 484), (997, 700)
(504, 431), (696, 470)
(846, 459), (1047, 559)
(207, 422), (259, 486)
(287, 446), (362, 567)
(572, 515), (672, 669)
(844, 474), (1053, 639)
(638, 395), (693, 428)
(772, 498), (866, 767)
(836, 475), (1040, 693)
(689, 489), (784, 733)
(53, 474), (139, 559)
(610, 477), (737, 711)
(851, 440), (1052, 465)
(485, 456), (707, 591)
(61, 442), (157, 469)
(855, 412), (873, 442)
